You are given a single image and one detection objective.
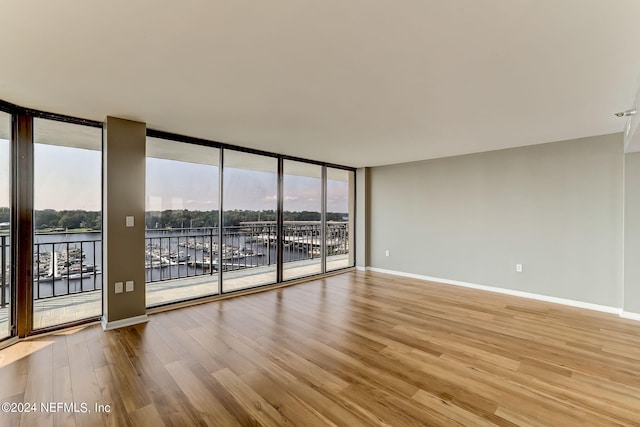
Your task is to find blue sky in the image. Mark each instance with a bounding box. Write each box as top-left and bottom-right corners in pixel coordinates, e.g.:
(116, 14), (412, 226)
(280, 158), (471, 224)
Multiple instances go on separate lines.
(0, 140), (349, 213)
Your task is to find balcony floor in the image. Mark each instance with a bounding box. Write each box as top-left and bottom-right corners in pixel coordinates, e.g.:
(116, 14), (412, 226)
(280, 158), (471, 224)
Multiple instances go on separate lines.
(0, 255), (351, 333)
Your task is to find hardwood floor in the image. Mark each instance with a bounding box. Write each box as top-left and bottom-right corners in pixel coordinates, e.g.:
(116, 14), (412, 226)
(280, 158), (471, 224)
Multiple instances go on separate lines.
(1, 270), (640, 426)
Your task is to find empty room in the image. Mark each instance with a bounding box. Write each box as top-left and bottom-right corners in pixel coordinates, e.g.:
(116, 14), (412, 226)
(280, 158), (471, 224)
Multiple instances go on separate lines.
(1, 1), (640, 426)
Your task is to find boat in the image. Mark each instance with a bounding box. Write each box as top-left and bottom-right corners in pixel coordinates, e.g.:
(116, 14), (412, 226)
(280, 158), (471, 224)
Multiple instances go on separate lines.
(169, 251), (190, 263)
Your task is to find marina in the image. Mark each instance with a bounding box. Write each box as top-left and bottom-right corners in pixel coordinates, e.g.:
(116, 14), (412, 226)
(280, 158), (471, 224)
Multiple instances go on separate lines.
(1, 221), (350, 304)
(33, 233), (102, 299)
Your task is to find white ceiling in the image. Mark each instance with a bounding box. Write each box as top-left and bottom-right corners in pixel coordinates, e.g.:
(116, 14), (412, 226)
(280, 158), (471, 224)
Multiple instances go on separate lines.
(1, 0), (639, 167)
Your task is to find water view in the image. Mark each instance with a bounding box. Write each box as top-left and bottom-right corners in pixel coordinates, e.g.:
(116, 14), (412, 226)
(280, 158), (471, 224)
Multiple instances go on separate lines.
(28, 221), (349, 300)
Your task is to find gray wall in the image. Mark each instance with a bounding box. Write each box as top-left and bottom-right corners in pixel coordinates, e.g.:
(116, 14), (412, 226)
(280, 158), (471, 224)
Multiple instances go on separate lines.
(368, 134), (624, 307)
(624, 152), (640, 313)
(103, 117), (147, 323)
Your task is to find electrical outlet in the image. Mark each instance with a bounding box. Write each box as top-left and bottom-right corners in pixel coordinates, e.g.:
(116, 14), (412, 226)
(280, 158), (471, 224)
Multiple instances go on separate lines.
(125, 280), (134, 292)
(115, 282), (123, 293)
(385, 250), (390, 257)
(516, 264), (523, 273)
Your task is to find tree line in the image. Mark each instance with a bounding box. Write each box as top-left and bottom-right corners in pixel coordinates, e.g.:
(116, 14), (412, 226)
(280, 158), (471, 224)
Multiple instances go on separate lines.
(146, 209), (348, 228)
(1, 208), (102, 231)
(0, 208), (347, 230)
(36, 209), (102, 230)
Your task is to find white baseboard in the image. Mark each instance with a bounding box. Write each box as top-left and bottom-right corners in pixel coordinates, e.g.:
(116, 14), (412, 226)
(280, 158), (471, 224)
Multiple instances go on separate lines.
(620, 311), (640, 321)
(101, 314), (149, 331)
(366, 267), (625, 316)
(355, 266), (367, 272)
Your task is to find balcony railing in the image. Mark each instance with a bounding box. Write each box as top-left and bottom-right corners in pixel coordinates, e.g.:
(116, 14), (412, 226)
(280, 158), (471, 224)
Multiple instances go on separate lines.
(145, 222), (349, 283)
(27, 221), (349, 300)
(33, 237), (102, 300)
(147, 224), (278, 281)
(1, 235), (8, 308)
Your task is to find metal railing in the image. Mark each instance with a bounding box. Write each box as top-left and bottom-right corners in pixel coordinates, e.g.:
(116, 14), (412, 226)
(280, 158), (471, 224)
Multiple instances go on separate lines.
(1, 235), (8, 308)
(145, 224), (279, 283)
(33, 237), (102, 300)
(145, 222), (349, 283)
(24, 221), (349, 299)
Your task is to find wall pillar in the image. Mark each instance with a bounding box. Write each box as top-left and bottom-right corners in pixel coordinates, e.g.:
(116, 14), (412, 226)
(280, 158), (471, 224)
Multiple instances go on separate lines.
(102, 116), (147, 330)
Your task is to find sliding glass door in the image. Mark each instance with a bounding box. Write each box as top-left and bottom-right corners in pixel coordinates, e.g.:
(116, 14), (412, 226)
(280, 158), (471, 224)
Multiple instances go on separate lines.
(326, 168), (354, 271)
(283, 160), (322, 280)
(32, 119), (102, 330)
(145, 137), (220, 306)
(222, 150), (278, 292)
(0, 111), (12, 340)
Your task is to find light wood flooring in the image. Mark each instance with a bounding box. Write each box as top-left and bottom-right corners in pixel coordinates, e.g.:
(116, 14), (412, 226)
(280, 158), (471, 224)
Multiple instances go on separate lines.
(1, 270), (640, 426)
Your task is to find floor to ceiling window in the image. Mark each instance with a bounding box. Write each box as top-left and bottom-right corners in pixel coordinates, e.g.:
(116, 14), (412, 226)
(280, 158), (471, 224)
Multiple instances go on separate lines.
(0, 97), (357, 340)
(0, 111), (12, 340)
(141, 140), (356, 302)
(326, 168), (355, 271)
(145, 137), (220, 307)
(283, 160), (322, 280)
(222, 150), (278, 292)
(32, 119), (102, 329)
